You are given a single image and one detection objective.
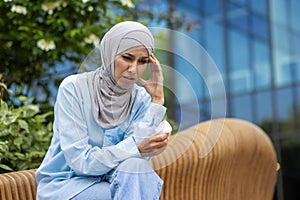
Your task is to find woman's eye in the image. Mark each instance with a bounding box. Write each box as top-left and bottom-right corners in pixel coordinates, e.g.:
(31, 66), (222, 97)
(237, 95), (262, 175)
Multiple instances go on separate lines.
(139, 59), (148, 64)
(122, 55), (131, 60)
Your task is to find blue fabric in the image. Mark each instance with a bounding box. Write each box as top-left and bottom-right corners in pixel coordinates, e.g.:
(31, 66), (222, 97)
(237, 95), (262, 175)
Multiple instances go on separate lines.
(71, 158), (163, 200)
(35, 73), (166, 200)
(71, 182), (111, 200)
(109, 158), (163, 200)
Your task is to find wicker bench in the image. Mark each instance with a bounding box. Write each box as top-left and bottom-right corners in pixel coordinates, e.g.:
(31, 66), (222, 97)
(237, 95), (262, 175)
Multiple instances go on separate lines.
(0, 118), (278, 200)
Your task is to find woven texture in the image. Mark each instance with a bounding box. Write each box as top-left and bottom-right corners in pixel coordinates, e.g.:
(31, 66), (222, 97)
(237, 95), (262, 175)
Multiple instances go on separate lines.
(0, 118), (277, 200)
(0, 169), (36, 200)
(151, 118), (278, 200)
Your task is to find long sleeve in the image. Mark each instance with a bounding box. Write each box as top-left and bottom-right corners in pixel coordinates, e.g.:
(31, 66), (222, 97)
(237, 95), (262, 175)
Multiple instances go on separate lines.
(123, 87), (167, 142)
(56, 77), (141, 176)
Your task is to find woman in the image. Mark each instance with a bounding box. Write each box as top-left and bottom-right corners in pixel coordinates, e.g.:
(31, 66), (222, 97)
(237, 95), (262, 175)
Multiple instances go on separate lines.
(35, 21), (172, 200)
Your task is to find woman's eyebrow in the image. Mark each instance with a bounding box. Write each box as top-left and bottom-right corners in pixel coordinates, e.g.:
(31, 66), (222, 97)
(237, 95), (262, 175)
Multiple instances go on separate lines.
(124, 53), (149, 60)
(124, 53), (135, 58)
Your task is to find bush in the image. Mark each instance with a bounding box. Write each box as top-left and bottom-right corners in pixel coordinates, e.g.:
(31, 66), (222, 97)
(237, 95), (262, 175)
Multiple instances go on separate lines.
(0, 76), (53, 173)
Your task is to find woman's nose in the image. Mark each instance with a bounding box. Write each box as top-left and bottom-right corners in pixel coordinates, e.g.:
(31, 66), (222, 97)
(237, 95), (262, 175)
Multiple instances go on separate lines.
(128, 63), (137, 74)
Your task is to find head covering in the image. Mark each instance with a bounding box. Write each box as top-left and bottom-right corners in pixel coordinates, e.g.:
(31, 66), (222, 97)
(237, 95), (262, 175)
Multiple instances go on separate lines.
(87, 21), (154, 128)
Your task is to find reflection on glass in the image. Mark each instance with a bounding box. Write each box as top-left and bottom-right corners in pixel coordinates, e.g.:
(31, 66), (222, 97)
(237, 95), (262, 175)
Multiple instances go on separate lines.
(211, 97), (227, 119)
(200, 100), (211, 122)
(174, 55), (203, 102)
(226, 3), (249, 32)
(291, 0), (300, 33)
(175, 0), (202, 10)
(204, 19), (225, 76)
(269, 0), (288, 25)
(204, 0), (222, 15)
(276, 87), (295, 131)
(255, 91), (272, 132)
(272, 25), (290, 52)
(230, 0), (247, 6)
(292, 33), (300, 55)
(291, 34), (300, 83)
(253, 39), (271, 89)
(228, 29), (252, 93)
(273, 50), (293, 87)
(296, 86), (300, 129)
(250, 0), (267, 15)
(251, 14), (268, 40)
(231, 94), (253, 121)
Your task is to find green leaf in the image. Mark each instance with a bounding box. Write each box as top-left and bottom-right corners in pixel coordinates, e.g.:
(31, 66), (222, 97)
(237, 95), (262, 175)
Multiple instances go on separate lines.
(18, 26), (30, 32)
(33, 111), (53, 123)
(13, 137), (24, 149)
(18, 95), (28, 103)
(22, 105), (39, 118)
(0, 82), (7, 90)
(0, 100), (8, 111)
(0, 164), (13, 171)
(9, 124), (20, 136)
(18, 119), (29, 133)
(0, 129), (10, 137)
(69, 28), (81, 37)
(0, 141), (9, 152)
(47, 121), (53, 132)
(28, 150), (45, 158)
(3, 115), (19, 125)
(14, 152), (25, 160)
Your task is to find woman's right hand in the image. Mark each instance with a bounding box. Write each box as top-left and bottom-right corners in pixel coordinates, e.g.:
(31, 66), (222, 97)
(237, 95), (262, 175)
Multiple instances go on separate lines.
(138, 53), (164, 105)
(136, 132), (169, 157)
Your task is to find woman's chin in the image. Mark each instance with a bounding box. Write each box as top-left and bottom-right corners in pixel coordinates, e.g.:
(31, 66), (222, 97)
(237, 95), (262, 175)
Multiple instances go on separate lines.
(117, 81), (135, 89)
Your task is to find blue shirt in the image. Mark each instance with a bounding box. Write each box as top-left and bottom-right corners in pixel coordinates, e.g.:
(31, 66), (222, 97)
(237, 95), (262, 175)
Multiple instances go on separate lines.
(35, 73), (166, 200)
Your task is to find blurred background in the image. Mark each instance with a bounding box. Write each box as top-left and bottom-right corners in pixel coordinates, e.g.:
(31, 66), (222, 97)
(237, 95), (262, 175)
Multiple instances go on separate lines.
(0, 0), (299, 199)
(166, 1), (300, 200)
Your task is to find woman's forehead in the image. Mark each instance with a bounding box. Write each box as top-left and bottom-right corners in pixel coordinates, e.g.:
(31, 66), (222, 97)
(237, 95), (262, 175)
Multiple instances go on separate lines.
(120, 46), (149, 56)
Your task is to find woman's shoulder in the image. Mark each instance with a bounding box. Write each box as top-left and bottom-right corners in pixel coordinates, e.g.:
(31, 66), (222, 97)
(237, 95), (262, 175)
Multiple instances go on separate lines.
(59, 73), (89, 90)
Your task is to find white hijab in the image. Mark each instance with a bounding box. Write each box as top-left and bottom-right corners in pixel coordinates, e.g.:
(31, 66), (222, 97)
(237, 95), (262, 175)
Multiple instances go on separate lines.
(88, 21), (154, 128)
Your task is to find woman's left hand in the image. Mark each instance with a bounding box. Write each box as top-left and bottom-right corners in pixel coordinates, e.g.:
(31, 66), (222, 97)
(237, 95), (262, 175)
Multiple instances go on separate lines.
(138, 53), (164, 105)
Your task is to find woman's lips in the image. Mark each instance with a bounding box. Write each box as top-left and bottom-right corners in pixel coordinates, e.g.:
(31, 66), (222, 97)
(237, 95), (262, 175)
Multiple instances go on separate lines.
(123, 76), (136, 81)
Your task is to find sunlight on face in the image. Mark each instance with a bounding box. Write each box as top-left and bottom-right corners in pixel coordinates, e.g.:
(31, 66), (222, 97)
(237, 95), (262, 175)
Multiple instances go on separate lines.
(114, 46), (149, 89)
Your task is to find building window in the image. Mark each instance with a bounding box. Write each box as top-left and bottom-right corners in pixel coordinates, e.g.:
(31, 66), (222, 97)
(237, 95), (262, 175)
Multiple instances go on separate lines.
(253, 39), (271, 89)
(228, 29), (252, 93)
(230, 94), (253, 121)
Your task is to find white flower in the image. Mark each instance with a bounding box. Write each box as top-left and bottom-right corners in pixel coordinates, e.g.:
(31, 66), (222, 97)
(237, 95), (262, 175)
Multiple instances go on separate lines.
(11, 5), (27, 15)
(80, 10), (86, 15)
(37, 39), (56, 51)
(41, 1), (67, 15)
(4, 0), (12, 2)
(120, 0), (135, 8)
(88, 6), (93, 12)
(82, 0), (90, 3)
(84, 34), (100, 46)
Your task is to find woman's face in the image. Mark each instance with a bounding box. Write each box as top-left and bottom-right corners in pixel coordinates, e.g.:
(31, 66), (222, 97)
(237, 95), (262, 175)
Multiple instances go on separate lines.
(114, 46), (149, 89)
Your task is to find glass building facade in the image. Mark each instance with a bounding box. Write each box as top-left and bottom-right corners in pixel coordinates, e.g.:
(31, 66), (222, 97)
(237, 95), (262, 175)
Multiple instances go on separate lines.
(165, 0), (300, 199)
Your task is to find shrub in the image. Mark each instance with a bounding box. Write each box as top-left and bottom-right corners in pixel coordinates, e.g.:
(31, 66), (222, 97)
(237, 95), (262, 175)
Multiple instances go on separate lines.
(0, 75), (53, 173)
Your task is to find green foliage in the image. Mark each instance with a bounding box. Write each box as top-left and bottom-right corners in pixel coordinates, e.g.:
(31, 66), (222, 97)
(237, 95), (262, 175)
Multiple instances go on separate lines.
(0, 0), (190, 103)
(1, 0), (133, 94)
(0, 77), (53, 173)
